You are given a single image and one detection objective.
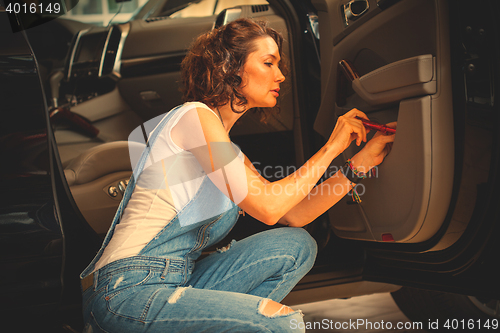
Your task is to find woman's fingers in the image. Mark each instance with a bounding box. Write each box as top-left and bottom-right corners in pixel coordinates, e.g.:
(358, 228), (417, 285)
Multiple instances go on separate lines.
(378, 131), (396, 142)
(340, 115), (366, 146)
(375, 133), (396, 160)
(345, 108), (369, 120)
(372, 133), (396, 149)
(351, 116), (367, 145)
(385, 121), (397, 128)
(330, 108), (374, 151)
(348, 109), (370, 144)
(371, 121), (398, 139)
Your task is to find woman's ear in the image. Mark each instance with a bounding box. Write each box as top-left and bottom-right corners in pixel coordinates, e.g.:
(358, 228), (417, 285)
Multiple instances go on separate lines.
(238, 70), (247, 88)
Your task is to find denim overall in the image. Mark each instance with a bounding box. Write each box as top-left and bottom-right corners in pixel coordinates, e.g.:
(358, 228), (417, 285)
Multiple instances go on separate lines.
(80, 104), (316, 333)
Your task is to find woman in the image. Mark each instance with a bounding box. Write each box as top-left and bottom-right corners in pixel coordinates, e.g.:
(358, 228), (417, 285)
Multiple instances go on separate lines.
(80, 18), (395, 332)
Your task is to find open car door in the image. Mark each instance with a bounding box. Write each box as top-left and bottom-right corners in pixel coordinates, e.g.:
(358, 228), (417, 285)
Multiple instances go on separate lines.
(311, 0), (500, 298)
(313, 0), (454, 243)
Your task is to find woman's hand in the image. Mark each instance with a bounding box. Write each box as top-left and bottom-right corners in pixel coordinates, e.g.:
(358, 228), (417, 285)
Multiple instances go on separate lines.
(327, 109), (369, 153)
(350, 121), (397, 172)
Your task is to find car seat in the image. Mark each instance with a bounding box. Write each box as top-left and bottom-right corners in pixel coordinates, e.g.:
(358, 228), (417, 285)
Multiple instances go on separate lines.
(64, 141), (145, 236)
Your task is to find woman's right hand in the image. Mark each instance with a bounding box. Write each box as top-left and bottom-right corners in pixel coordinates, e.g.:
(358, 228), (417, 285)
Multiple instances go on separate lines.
(327, 108), (369, 153)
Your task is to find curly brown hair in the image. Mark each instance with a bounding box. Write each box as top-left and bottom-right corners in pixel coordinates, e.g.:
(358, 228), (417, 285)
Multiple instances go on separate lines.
(180, 18), (288, 118)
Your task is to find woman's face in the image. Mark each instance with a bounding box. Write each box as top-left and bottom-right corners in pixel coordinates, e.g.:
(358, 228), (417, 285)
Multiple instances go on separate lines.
(239, 36), (285, 109)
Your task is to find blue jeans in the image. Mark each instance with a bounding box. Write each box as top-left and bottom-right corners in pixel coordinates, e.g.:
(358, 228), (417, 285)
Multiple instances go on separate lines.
(82, 227), (317, 332)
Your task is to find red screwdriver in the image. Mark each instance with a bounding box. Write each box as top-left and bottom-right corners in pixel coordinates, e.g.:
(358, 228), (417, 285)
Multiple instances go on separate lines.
(355, 116), (396, 135)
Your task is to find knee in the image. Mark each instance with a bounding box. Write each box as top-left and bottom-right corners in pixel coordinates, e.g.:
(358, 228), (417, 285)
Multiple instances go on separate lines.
(258, 298), (305, 333)
(299, 230), (317, 272)
(259, 299), (294, 317)
(284, 228), (317, 266)
(298, 228), (318, 257)
(256, 228), (317, 270)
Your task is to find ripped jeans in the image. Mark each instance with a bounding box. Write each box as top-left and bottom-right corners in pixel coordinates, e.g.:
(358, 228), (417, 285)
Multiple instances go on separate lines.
(82, 228), (317, 333)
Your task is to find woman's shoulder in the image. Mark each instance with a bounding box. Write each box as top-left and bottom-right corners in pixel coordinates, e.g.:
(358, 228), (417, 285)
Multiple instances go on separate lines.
(185, 101), (212, 111)
(171, 102), (221, 126)
(165, 102), (226, 152)
(164, 102), (217, 126)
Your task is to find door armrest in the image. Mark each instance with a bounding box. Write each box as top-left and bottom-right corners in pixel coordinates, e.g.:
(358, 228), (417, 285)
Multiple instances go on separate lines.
(351, 54), (437, 106)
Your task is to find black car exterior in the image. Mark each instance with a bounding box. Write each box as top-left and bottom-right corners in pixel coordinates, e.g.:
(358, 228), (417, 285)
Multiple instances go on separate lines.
(1, 0), (499, 332)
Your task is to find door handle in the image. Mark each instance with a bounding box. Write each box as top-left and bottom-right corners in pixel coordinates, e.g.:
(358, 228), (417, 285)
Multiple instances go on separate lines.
(339, 59), (360, 82)
(343, 0), (370, 25)
(336, 59), (359, 106)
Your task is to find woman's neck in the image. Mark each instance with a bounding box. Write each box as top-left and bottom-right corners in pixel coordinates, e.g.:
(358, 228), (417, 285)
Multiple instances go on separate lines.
(209, 103), (246, 134)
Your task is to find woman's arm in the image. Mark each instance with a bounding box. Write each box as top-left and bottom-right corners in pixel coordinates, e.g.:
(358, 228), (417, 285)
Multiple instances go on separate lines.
(278, 123), (397, 227)
(277, 169), (352, 227)
(173, 107), (370, 225)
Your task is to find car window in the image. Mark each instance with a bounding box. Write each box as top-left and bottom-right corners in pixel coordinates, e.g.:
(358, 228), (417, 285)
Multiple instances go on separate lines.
(62, 0), (149, 26)
(60, 0), (268, 26)
(168, 0), (268, 19)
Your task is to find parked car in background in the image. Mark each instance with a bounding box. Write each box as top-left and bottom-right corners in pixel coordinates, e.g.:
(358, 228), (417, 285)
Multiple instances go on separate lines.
(1, 0), (499, 331)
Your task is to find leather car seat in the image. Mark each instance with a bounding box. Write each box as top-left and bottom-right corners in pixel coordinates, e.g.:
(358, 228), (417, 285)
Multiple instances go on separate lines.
(64, 141), (145, 236)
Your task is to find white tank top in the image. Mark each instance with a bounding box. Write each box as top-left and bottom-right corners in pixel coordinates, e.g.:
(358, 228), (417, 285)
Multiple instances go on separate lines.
(94, 102), (242, 271)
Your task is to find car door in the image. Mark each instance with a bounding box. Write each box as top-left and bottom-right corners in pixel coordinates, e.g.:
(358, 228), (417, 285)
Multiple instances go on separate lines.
(0, 9), (64, 324)
(311, 0), (500, 298)
(0, 8), (104, 328)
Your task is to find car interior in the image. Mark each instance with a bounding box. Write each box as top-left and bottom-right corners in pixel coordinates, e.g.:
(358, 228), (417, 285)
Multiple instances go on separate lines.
(36, 0), (457, 247)
(21, 0), (486, 269)
(34, 0), (302, 239)
(6, 0), (499, 326)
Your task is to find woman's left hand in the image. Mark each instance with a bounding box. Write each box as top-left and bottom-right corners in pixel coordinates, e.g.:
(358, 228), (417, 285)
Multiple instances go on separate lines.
(350, 122), (397, 172)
